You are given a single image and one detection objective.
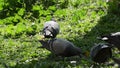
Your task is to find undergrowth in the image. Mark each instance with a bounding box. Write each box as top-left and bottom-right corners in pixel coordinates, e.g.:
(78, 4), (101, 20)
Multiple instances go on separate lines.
(0, 0), (120, 68)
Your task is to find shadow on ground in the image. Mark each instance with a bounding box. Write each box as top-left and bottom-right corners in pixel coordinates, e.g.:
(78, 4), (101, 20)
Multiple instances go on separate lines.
(66, 0), (120, 67)
(72, 0), (120, 53)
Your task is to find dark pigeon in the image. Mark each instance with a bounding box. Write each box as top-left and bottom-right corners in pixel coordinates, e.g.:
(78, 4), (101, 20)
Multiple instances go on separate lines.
(43, 21), (60, 38)
(97, 32), (120, 51)
(90, 43), (112, 63)
(39, 38), (84, 57)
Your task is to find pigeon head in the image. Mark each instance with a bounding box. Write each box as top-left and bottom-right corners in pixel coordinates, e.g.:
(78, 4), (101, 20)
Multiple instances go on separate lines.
(90, 43), (112, 63)
(97, 32), (120, 45)
(43, 26), (54, 38)
(43, 21), (60, 38)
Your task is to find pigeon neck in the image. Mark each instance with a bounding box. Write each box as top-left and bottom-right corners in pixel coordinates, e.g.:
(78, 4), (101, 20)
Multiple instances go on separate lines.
(48, 39), (55, 53)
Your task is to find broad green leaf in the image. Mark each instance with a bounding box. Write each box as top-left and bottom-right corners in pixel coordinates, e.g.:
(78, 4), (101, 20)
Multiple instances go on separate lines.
(18, 8), (25, 16)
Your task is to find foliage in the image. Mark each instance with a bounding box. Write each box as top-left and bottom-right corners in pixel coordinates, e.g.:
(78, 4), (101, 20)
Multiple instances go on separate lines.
(0, 0), (120, 68)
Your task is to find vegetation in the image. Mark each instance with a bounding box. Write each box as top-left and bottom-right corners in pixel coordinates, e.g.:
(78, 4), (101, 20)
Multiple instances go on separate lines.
(0, 0), (120, 68)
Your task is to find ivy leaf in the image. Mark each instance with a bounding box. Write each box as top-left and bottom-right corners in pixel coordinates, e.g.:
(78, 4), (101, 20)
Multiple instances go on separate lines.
(16, 23), (26, 34)
(18, 8), (25, 16)
(32, 5), (43, 11)
(48, 6), (56, 11)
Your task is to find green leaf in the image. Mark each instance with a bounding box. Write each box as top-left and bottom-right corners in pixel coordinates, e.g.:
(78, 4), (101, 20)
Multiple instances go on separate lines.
(32, 5), (43, 11)
(48, 6), (56, 11)
(18, 8), (25, 16)
(0, 20), (3, 25)
(16, 23), (26, 34)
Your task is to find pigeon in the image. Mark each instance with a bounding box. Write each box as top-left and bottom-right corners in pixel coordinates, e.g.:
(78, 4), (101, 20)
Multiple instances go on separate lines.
(39, 38), (84, 57)
(90, 43), (112, 63)
(97, 32), (120, 50)
(42, 21), (60, 38)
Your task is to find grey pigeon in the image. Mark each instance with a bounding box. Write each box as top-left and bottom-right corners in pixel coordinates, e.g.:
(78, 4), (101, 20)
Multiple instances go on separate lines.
(97, 32), (120, 51)
(39, 38), (84, 57)
(42, 21), (60, 38)
(90, 43), (112, 63)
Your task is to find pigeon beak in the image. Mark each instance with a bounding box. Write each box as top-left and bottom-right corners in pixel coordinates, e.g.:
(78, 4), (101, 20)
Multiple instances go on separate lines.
(97, 37), (108, 41)
(41, 35), (45, 39)
(101, 37), (108, 41)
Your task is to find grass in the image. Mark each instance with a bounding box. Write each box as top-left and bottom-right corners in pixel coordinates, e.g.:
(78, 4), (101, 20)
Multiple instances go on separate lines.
(0, 0), (120, 68)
